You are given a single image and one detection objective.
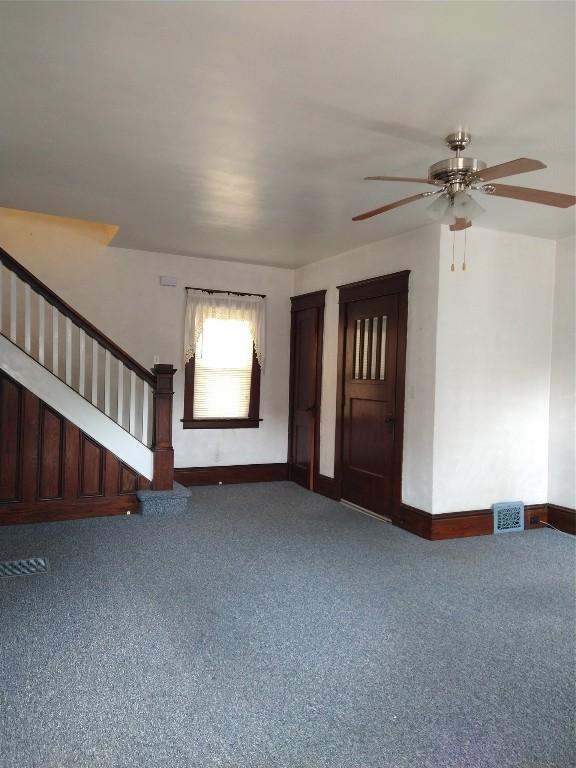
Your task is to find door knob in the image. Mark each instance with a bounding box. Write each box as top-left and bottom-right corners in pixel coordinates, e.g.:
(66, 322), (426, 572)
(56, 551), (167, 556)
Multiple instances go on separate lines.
(306, 404), (317, 413)
(385, 416), (397, 424)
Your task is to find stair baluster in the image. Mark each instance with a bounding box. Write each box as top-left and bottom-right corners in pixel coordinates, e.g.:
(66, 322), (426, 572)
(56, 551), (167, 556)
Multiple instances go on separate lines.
(0, 246), (174, 491)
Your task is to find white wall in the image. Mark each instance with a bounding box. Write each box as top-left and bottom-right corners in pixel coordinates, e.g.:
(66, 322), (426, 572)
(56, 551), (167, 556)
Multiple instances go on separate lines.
(2, 208), (572, 514)
(294, 225), (441, 512)
(548, 236), (576, 508)
(0, 209), (294, 468)
(433, 227), (556, 513)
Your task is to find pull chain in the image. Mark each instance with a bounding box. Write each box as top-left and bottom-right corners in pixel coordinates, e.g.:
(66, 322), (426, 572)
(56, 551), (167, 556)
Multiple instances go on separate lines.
(451, 229), (455, 272)
(462, 228), (467, 271)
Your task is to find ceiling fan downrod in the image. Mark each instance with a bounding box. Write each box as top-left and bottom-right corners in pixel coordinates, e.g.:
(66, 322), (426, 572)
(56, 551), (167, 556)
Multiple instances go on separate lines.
(445, 130), (471, 156)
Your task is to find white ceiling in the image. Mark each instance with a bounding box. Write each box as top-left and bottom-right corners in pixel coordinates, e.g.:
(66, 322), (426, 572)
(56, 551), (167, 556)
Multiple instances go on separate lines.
(0, 1), (574, 268)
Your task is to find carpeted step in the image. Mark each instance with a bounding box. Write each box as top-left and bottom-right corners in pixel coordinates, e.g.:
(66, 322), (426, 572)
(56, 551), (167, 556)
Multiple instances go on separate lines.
(136, 482), (192, 517)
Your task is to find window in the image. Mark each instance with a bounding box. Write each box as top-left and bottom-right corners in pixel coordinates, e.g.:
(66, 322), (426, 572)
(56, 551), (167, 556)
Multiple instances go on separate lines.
(182, 289), (265, 429)
(353, 315), (387, 380)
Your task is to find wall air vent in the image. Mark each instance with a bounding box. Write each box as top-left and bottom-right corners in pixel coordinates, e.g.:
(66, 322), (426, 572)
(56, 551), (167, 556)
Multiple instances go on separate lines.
(0, 558), (49, 577)
(493, 502), (524, 534)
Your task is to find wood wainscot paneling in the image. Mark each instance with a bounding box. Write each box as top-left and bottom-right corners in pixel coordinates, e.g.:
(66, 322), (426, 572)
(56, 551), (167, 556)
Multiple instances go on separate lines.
(38, 405), (65, 500)
(0, 374), (22, 503)
(79, 434), (104, 498)
(175, 463), (288, 486)
(0, 369), (150, 525)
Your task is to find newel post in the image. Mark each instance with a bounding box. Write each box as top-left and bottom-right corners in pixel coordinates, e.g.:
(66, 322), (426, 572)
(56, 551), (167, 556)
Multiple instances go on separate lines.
(151, 363), (176, 490)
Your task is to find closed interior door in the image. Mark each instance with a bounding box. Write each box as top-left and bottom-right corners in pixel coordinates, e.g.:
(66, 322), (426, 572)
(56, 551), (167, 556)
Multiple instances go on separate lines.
(289, 295), (324, 490)
(341, 294), (399, 514)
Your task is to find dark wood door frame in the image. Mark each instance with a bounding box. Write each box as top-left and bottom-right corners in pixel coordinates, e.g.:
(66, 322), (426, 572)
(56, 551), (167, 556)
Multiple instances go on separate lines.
(288, 290), (326, 491)
(334, 271), (409, 520)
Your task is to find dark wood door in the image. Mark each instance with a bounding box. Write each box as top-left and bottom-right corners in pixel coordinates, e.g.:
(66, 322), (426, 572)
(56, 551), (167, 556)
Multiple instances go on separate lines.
(341, 293), (400, 515)
(288, 292), (325, 490)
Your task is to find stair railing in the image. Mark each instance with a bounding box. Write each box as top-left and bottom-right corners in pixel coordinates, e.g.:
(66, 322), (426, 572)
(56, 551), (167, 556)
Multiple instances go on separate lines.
(0, 247), (175, 490)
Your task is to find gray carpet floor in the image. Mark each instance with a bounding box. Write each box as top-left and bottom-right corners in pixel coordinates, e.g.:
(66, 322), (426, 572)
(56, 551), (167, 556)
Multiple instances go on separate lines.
(1, 482), (575, 768)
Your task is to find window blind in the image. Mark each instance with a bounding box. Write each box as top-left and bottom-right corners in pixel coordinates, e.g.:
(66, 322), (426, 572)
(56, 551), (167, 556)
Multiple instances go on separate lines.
(193, 318), (253, 418)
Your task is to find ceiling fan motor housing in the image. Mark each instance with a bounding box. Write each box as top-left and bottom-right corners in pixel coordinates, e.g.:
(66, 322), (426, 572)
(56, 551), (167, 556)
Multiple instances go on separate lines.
(428, 157), (487, 188)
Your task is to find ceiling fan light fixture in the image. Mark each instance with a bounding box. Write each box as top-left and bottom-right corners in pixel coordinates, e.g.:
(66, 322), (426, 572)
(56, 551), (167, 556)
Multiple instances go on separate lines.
(451, 190), (485, 221)
(426, 192), (451, 221)
(440, 206), (458, 225)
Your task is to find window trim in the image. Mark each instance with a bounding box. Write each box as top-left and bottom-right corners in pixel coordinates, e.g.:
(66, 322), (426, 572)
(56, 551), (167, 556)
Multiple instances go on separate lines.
(181, 348), (262, 429)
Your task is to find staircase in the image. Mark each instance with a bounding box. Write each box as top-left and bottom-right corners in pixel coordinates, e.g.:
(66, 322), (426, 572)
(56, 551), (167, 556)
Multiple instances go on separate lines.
(0, 246), (176, 524)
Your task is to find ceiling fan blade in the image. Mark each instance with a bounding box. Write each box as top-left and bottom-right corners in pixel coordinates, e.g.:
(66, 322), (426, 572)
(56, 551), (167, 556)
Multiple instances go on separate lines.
(450, 218), (472, 232)
(352, 193), (429, 221)
(364, 175), (438, 185)
(484, 184), (576, 208)
(474, 158), (546, 182)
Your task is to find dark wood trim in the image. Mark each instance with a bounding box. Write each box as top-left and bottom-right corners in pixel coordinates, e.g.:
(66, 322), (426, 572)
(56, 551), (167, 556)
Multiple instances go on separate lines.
(392, 291), (408, 518)
(337, 270), (410, 304)
(430, 509), (494, 540)
(183, 350), (261, 429)
(334, 271), (410, 514)
(315, 474), (339, 500)
(547, 503), (576, 534)
(0, 246), (155, 386)
(396, 503), (432, 539)
(181, 418), (261, 429)
(334, 300), (347, 500)
(311, 300), (325, 492)
(0, 374), (23, 503)
(151, 364), (176, 490)
(288, 290), (326, 492)
(396, 502), (551, 540)
(21, 389), (38, 504)
(524, 505), (550, 531)
(290, 290), (327, 313)
(175, 463), (288, 486)
(78, 433), (104, 498)
(37, 403), (65, 500)
(0, 495), (138, 526)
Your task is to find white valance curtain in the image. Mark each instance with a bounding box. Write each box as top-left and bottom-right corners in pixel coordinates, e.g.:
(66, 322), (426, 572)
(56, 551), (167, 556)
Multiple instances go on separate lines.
(184, 289), (266, 369)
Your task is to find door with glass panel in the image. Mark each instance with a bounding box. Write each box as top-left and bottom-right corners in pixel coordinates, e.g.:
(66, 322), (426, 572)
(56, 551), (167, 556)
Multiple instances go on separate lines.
(341, 293), (400, 515)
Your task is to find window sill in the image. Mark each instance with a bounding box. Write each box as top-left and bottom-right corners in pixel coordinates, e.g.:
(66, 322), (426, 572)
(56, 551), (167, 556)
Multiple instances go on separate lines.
(181, 418), (262, 430)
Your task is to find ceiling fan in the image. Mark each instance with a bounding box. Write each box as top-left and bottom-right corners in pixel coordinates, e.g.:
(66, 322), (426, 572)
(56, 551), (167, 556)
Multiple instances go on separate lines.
(353, 131), (576, 231)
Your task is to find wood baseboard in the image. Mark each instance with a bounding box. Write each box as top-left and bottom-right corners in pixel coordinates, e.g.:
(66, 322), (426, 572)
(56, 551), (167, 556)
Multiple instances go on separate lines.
(0, 495), (139, 526)
(547, 503), (576, 534)
(174, 463), (288, 486)
(396, 502), (552, 541)
(315, 474), (339, 499)
(395, 504), (434, 539)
